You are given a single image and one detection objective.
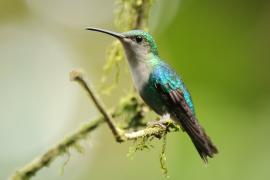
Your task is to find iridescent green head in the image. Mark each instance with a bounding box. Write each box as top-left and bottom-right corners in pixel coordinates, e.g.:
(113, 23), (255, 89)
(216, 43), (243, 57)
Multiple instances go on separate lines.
(121, 30), (159, 56)
(86, 27), (159, 59)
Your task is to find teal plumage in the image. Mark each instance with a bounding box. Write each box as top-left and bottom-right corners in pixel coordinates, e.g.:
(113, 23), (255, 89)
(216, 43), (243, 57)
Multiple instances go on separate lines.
(140, 62), (194, 115)
(151, 62), (195, 114)
(141, 61), (218, 162)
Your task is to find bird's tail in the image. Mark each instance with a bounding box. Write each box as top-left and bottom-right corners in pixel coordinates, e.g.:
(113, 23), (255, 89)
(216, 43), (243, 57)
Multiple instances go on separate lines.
(177, 114), (218, 162)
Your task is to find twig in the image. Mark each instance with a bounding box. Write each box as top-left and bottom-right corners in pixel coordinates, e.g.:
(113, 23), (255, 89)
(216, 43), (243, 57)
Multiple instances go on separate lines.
(134, 0), (152, 30)
(70, 70), (124, 142)
(125, 126), (165, 140)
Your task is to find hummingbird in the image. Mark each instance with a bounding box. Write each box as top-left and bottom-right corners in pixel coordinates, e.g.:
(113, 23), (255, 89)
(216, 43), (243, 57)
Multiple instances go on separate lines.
(86, 27), (218, 162)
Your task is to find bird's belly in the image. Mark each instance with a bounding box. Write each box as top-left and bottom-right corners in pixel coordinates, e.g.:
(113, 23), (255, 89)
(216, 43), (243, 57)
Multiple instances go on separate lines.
(140, 83), (168, 115)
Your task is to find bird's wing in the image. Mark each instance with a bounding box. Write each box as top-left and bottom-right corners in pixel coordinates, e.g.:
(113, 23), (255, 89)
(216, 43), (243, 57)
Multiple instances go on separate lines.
(151, 64), (200, 134)
(154, 83), (194, 117)
(151, 64), (195, 118)
(152, 64), (218, 162)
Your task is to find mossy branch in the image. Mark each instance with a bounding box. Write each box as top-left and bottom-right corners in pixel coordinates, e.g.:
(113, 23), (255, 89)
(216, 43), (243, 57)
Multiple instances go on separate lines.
(11, 70), (178, 180)
(11, 117), (104, 180)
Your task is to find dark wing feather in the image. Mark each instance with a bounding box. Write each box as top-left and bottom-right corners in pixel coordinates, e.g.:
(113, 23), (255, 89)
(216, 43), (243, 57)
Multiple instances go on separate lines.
(155, 82), (218, 162)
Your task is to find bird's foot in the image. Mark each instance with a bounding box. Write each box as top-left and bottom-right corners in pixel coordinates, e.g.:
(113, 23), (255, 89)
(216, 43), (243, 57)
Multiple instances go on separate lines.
(147, 114), (172, 129)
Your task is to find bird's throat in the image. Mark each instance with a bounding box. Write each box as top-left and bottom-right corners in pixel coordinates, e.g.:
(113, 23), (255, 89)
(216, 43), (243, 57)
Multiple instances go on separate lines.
(124, 51), (153, 93)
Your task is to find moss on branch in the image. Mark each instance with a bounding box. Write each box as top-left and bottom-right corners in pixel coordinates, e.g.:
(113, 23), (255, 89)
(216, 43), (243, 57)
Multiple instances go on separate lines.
(11, 117), (104, 180)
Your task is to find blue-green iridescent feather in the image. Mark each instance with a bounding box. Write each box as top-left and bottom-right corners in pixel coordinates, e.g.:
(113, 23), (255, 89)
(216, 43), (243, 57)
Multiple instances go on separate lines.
(153, 62), (195, 114)
(141, 61), (195, 116)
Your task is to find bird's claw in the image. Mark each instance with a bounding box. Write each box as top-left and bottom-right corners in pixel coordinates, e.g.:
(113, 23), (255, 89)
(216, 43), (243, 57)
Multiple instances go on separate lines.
(147, 121), (167, 129)
(147, 114), (171, 129)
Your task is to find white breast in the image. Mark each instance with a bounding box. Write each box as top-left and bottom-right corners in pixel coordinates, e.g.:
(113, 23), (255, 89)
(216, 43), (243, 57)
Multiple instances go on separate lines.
(123, 48), (152, 92)
(129, 60), (152, 92)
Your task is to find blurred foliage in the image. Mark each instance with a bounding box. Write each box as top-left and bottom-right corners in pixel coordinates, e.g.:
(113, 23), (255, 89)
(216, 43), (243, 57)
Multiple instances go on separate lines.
(0, 0), (28, 22)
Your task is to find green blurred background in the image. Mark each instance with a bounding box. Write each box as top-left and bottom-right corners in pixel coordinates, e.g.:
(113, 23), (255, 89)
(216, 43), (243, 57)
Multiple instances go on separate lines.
(1, 0), (270, 179)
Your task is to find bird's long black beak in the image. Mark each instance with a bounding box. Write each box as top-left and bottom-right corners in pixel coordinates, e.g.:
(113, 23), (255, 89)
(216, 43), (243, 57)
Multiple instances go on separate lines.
(85, 27), (125, 39)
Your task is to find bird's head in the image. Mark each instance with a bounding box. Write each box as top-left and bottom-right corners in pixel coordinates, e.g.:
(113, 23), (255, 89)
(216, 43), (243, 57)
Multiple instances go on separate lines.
(86, 27), (159, 63)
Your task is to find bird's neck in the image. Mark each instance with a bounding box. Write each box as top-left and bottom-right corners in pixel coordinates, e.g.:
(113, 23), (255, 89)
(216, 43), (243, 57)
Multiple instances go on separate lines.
(124, 52), (159, 92)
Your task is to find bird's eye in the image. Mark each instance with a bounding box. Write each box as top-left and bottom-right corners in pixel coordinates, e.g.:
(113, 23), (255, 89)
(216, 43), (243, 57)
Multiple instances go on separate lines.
(135, 36), (143, 43)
